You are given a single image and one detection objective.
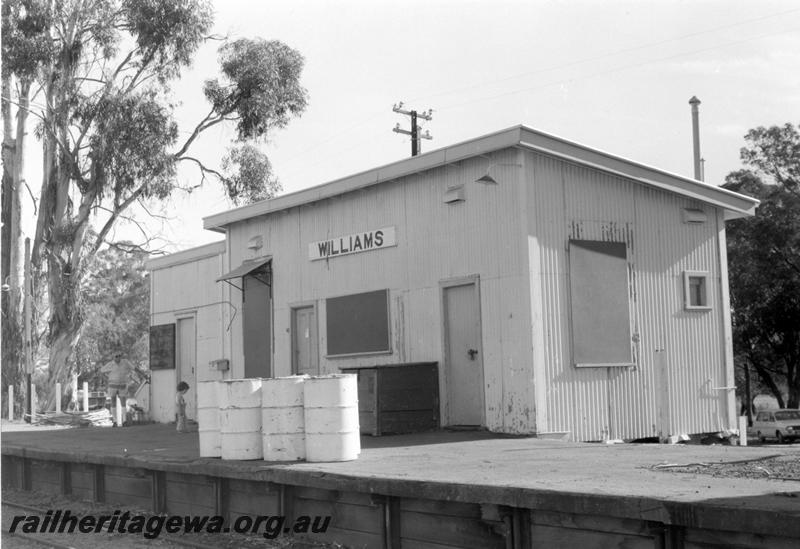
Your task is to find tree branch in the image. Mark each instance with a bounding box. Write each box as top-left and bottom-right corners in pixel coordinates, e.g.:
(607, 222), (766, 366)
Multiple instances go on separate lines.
(177, 155), (228, 185)
(92, 186), (145, 254)
(107, 240), (168, 256)
(1, 96), (71, 159)
(136, 199), (173, 221)
(74, 49), (138, 152)
(172, 108), (226, 158)
(769, 246), (800, 276)
(24, 181), (39, 215)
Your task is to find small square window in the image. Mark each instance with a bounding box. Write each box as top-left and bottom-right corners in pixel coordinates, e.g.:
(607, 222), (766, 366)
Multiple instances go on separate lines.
(683, 271), (711, 310)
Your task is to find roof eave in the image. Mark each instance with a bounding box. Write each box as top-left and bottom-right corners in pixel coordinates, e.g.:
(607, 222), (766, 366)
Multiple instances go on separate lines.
(203, 126), (525, 230)
(146, 240), (225, 271)
(203, 124), (759, 229)
(516, 126), (759, 219)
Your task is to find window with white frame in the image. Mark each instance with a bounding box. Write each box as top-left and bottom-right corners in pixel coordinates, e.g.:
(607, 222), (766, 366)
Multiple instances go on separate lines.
(683, 271), (711, 310)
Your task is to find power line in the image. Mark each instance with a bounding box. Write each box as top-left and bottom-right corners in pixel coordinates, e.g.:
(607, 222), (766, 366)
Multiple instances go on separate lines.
(407, 7), (800, 105)
(250, 10), (799, 184)
(437, 26), (800, 112)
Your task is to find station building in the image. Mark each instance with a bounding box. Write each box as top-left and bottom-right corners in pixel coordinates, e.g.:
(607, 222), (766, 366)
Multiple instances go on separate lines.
(147, 125), (758, 442)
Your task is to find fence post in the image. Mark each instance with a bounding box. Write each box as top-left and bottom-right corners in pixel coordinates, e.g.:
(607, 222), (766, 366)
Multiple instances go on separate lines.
(30, 384), (37, 422)
(116, 396), (123, 426)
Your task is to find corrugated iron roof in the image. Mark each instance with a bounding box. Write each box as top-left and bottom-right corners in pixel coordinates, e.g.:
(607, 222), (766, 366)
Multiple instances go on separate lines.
(203, 125), (759, 231)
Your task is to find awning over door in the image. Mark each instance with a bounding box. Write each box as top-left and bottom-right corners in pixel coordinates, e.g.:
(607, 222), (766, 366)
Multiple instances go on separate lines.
(216, 256), (272, 290)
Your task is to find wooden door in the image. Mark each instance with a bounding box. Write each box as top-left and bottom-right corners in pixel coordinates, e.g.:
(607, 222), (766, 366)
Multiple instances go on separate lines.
(243, 273), (271, 378)
(176, 316), (196, 420)
(292, 305), (318, 375)
(442, 280), (484, 426)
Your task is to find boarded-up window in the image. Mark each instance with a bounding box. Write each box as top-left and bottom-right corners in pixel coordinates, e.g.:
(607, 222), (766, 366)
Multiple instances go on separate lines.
(568, 240), (632, 367)
(326, 290), (391, 356)
(149, 324), (175, 370)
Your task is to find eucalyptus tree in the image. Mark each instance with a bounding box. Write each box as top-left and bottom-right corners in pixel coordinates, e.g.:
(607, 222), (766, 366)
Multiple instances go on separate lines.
(2, 0), (55, 415)
(723, 123), (800, 408)
(1, 0), (308, 408)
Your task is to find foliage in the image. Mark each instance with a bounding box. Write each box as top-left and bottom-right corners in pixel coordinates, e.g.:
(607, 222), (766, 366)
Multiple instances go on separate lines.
(1, 0), (54, 417)
(85, 89), (179, 200)
(205, 38), (308, 140)
(1, 0), (308, 409)
(73, 245), (150, 392)
(1, 0), (54, 81)
(222, 144), (281, 204)
(724, 123), (800, 408)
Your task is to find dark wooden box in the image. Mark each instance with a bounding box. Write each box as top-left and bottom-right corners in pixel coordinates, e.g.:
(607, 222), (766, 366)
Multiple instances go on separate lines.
(341, 362), (439, 436)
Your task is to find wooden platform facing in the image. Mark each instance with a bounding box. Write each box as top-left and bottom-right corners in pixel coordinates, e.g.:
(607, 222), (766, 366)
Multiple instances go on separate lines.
(2, 424), (799, 548)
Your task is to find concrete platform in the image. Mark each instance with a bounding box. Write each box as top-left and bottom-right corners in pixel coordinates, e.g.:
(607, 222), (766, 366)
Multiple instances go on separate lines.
(3, 424), (800, 548)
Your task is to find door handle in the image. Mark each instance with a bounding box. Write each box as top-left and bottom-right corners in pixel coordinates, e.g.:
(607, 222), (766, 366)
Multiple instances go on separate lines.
(468, 349), (479, 360)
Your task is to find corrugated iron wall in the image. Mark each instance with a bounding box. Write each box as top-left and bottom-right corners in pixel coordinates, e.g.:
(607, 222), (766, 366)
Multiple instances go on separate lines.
(221, 146), (733, 439)
(527, 151), (729, 441)
(226, 150), (536, 433)
(149, 251), (226, 422)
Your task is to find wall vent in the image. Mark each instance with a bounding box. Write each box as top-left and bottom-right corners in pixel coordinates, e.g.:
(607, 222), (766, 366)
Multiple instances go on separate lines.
(682, 208), (707, 224)
(444, 185), (465, 204)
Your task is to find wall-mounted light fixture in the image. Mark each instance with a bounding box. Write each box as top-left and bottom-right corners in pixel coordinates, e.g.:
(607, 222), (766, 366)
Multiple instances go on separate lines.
(475, 163), (522, 185)
(475, 170), (499, 185)
(247, 235), (263, 250)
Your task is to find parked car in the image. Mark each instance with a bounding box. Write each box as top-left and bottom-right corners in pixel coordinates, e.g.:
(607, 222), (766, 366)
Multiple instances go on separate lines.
(749, 409), (800, 443)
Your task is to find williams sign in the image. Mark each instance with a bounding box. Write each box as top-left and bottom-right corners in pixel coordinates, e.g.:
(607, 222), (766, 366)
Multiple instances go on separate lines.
(309, 227), (397, 261)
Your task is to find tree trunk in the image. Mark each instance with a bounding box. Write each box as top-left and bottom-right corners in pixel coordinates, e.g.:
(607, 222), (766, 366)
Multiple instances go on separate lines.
(44, 328), (81, 411)
(42, 214), (90, 411)
(1, 76), (30, 418)
(751, 358), (786, 408)
(33, 35), (87, 410)
(788, 358), (799, 409)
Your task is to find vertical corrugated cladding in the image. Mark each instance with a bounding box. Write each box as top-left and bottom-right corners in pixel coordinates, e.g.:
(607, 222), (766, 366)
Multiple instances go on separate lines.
(227, 150), (535, 433)
(398, 152), (533, 433)
(528, 150), (727, 441)
(634, 188), (727, 437)
(148, 248), (225, 420)
(150, 253), (225, 382)
(227, 217), (258, 376)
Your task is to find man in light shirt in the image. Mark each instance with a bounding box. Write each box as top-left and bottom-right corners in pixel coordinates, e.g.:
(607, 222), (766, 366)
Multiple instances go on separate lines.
(101, 352), (135, 421)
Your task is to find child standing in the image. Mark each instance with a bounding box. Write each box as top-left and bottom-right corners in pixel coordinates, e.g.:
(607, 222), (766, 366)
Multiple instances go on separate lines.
(176, 381), (189, 433)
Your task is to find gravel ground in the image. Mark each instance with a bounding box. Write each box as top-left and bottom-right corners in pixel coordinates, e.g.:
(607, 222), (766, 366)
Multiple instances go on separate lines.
(651, 453), (800, 482)
(2, 489), (343, 549)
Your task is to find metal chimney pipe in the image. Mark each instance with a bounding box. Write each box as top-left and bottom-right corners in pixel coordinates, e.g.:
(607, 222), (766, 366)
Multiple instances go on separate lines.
(689, 96), (702, 180)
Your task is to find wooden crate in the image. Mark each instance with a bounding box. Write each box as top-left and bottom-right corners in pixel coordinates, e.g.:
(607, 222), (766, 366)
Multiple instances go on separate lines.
(342, 362), (439, 436)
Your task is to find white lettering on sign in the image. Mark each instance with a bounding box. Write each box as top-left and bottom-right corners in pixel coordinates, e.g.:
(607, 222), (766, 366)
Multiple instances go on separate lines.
(309, 227), (397, 261)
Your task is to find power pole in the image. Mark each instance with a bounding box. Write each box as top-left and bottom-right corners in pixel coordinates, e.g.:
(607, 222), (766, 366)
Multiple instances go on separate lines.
(392, 102), (433, 156)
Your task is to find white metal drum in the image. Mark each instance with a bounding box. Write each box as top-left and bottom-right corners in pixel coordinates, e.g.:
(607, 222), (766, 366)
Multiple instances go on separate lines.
(262, 375), (307, 461)
(218, 378), (263, 460)
(303, 374), (360, 462)
(197, 381), (221, 457)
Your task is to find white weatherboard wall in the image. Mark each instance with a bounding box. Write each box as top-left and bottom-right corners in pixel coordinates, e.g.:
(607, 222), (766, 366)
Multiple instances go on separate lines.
(526, 151), (732, 441)
(148, 242), (227, 423)
(224, 150), (536, 433)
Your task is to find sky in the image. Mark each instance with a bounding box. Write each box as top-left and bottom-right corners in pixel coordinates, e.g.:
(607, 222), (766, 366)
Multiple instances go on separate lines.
(18, 0), (800, 252)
